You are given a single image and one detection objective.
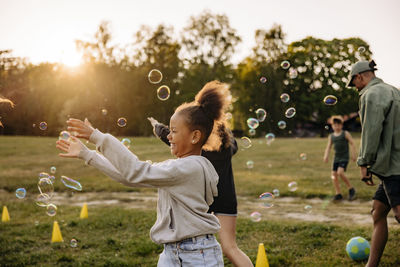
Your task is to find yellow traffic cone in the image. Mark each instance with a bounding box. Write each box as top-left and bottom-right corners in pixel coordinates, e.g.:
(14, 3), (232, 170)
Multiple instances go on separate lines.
(2, 206), (10, 222)
(255, 243), (269, 267)
(80, 203), (88, 219)
(51, 221), (64, 243)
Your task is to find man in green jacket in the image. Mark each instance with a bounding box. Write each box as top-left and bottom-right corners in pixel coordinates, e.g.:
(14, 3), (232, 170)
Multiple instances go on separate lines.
(348, 60), (400, 267)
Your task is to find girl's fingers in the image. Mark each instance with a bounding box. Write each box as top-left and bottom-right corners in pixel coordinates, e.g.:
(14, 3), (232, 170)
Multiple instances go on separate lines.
(58, 153), (76, 158)
(67, 126), (84, 133)
(56, 144), (68, 152)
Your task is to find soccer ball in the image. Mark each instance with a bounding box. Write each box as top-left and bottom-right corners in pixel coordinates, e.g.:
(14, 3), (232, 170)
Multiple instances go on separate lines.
(346, 236), (370, 261)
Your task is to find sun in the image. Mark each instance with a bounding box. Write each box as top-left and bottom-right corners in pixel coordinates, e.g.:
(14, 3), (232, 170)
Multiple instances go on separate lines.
(59, 49), (83, 68)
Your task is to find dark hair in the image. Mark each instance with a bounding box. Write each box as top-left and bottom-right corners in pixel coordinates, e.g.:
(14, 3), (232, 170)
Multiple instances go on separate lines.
(175, 81), (231, 148)
(333, 118), (343, 124)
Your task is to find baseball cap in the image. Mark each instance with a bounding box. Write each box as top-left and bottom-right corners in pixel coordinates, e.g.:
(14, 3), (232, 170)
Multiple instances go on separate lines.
(347, 60), (377, 87)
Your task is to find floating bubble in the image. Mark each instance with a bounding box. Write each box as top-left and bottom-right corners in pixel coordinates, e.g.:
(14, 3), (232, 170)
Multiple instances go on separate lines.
(16, 188), (26, 199)
(249, 129), (256, 137)
(273, 189), (280, 197)
(70, 239), (78, 248)
(59, 131), (71, 141)
(358, 46), (366, 53)
(323, 95), (338, 106)
(288, 67), (298, 79)
(61, 176), (82, 191)
(278, 120), (287, 130)
(250, 211), (261, 222)
(117, 117), (127, 127)
(260, 77), (267, 84)
(259, 192), (275, 208)
(280, 60), (290, 70)
(46, 204), (57, 216)
(255, 108), (267, 122)
(32, 123), (36, 128)
(240, 137), (252, 149)
(38, 172), (50, 179)
(246, 160), (254, 169)
(247, 118), (259, 129)
(148, 69), (163, 84)
(265, 133), (275, 145)
(280, 93), (290, 103)
(39, 122), (47, 130)
(101, 109), (108, 115)
(325, 125), (329, 130)
(121, 138), (131, 148)
(157, 85), (170, 101)
(175, 90), (180, 95)
(285, 107), (296, 118)
(50, 166), (56, 174)
(304, 205), (312, 213)
(300, 153), (307, 160)
(288, 181), (298, 192)
(35, 193), (50, 207)
(38, 178), (54, 197)
(48, 175), (55, 183)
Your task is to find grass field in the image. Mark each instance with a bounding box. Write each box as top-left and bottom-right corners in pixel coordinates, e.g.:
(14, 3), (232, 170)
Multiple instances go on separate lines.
(1, 136), (400, 266)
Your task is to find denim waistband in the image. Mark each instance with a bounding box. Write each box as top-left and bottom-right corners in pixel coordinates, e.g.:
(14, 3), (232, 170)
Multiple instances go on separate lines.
(165, 234), (214, 246)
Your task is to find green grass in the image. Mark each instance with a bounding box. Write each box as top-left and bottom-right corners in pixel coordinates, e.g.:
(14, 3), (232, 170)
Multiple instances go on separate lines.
(1, 136), (400, 266)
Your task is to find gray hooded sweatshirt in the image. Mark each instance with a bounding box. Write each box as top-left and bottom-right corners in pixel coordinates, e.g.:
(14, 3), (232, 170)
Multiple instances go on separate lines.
(78, 129), (220, 244)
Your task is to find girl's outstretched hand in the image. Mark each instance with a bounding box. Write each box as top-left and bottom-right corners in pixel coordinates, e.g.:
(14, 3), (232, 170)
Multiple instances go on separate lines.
(147, 117), (159, 128)
(56, 136), (85, 158)
(67, 118), (94, 140)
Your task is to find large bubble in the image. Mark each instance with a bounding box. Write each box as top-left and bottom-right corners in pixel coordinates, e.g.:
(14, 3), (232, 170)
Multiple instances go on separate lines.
(240, 137), (252, 149)
(38, 178), (54, 198)
(259, 192), (274, 208)
(59, 131), (71, 141)
(61, 176), (82, 191)
(255, 108), (267, 122)
(247, 118), (259, 129)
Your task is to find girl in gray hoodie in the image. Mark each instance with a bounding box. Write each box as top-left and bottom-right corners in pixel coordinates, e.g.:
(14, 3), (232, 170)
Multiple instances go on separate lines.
(56, 81), (230, 266)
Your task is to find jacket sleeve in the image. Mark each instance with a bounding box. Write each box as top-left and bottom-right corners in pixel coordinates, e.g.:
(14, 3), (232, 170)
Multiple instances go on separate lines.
(84, 129), (187, 188)
(154, 123), (171, 146)
(357, 90), (387, 166)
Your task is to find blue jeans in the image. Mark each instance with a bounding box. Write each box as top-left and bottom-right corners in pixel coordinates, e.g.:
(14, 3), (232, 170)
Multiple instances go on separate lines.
(158, 234), (224, 267)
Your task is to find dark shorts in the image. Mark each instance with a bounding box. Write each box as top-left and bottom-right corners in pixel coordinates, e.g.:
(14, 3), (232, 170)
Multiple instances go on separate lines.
(208, 179), (237, 216)
(332, 161), (348, 171)
(373, 175), (400, 208)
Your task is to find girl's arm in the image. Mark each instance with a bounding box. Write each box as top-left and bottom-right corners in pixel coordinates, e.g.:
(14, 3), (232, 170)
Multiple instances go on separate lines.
(345, 131), (357, 162)
(323, 135), (332, 162)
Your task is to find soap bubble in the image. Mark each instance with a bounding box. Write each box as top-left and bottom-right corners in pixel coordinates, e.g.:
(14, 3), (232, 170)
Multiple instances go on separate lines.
(16, 188), (26, 199)
(288, 181), (298, 192)
(259, 192), (275, 208)
(101, 109), (108, 115)
(280, 60), (290, 69)
(323, 95), (338, 105)
(175, 90), (180, 95)
(148, 69), (163, 84)
(358, 46), (366, 53)
(246, 160), (254, 169)
(249, 129), (256, 137)
(59, 131), (71, 141)
(48, 175), (55, 183)
(250, 211), (261, 222)
(38, 172), (50, 179)
(255, 108), (267, 122)
(38, 178), (54, 198)
(304, 205), (312, 213)
(61, 176), (82, 191)
(157, 85), (170, 101)
(280, 93), (290, 103)
(70, 239), (78, 248)
(278, 120), (287, 130)
(46, 204), (57, 216)
(260, 77), (267, 84)
(247, 118), (259, 129)
(121, 138), (131, 148)
(39, 122), (47, 130)
(288, 67), (298, 79)
(35, 193), (50, 207)
(117, 117), (127, 127)
(265, 133), (275, 145)
(300, 153), (307, 160)
(240, 137), (252, 149)
(325, 125), (329, 130)
(273, 189), (280, 197)
(50, 166), (56, 174)
(285, 107), (296, 118)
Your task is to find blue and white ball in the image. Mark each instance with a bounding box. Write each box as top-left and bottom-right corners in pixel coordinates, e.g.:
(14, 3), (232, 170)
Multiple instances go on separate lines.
(346, 236), (370, 261)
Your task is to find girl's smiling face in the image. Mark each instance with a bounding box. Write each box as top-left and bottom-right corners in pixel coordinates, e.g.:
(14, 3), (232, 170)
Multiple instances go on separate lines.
(168, 112), (200, 158)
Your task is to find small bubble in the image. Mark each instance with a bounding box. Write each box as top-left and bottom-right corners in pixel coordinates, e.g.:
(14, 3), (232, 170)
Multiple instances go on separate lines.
(285, 107), (296, 118)
(300, 153), (307, 160)
(61, 176), (82, 191)
(46, 204), (57, 216)
(273, 189), (280, 197)
(121, 138), (131, 148)
(280, 60), (290, 70)
(248, 129), (256, 136)
(59, 131), (71, 141)
(246, 160), (254, 169)
(50, 166), (56, 174)
(278, 120), (287, 130)
(16, 188), (26, 199)
(157, 85), (170, 101)
(255, 108), (267, 122)
(304, 205), (312, 213)
(240, 137), (252, 149)
(288, 67), (298, 79)
(265, 133), (275, 145)
(259, 192), (274, 208)
(39, 122), (47, 130)
(323, 95), (338, 105)
(288, 181), (298, 192)
(260, 77), (267, 84)
(250, 211), (262, 222)
(280, 93), (290, 103)
(148, 69), (163, 84)
(117, 117), (127, 127)
(70, 239), (78, 248)
(358, 46), (366, 53)
(101, 109), (108, 115)
(247, 118), (259, 129)
(36, 193), (50, 207)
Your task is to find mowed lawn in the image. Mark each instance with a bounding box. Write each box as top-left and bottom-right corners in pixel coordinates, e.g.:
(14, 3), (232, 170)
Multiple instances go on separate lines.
(1, 136), (400, 266)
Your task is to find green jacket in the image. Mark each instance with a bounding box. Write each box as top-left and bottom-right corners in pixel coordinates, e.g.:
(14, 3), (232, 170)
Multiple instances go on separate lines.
(357, 77), (400, 177)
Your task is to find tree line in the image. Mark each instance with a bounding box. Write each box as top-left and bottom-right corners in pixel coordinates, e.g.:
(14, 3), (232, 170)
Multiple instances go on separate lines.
(0, 10), (371, 137)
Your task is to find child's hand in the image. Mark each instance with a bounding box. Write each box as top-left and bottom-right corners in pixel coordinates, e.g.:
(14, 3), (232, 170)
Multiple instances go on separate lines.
(56, 136), (85, 158)
(67, 118), (94, 140)
(323, 156), (328, 163)
(147, 117), (159, 128)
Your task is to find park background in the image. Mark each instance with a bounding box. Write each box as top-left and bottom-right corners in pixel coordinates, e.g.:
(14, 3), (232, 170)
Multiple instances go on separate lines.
(1, 0), (400, 266)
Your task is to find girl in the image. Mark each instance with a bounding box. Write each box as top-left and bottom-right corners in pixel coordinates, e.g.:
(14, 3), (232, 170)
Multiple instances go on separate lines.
(148, 83), (253, 267)
(56, 81), (228, 266)
(0, 97), (14, 127)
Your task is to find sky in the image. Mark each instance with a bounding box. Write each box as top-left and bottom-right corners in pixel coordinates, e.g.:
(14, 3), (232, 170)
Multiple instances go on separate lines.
(1, 0), (399, 86)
